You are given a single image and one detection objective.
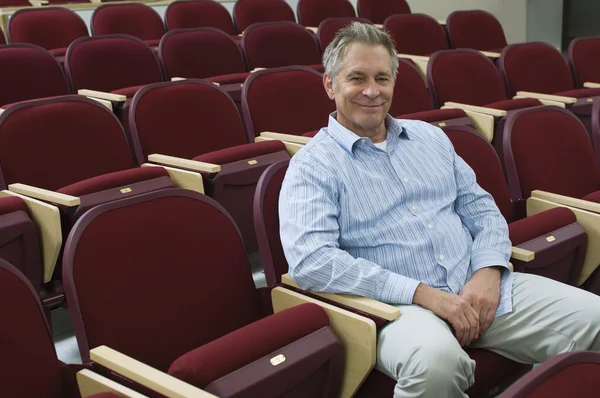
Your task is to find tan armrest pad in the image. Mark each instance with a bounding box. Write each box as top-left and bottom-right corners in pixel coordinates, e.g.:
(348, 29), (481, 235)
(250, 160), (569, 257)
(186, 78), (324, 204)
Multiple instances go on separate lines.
(141, 163), (205, 194)
(479, 50), (501, 58)
(305, 26), (318, 33)
(77, 369), (146, 398)
(531, 190), (600, 213)
(463, 110), (494, 142)
(508, 262), (514, 272)
(584, 82), (600, 88)
(397, 53), (430, 62)
(85, 96), (113, 111)
(260, 131), (312, 145)
(281, 273), (400, 321)
(513, 95), (566, 108)
(170, 77), (186, 82)
(443, 102), (507, 117)
(272, 286), (376, 398)
(77, 89), (127, 103)
(148, 154), (221, 173)
(250, 67), (266, 73)
(29, 0), (48, 5)
(511, 246), (535, 262)
(8, 183), (80, 207)
(515, 91), (577, 104)
(90, 346), (217, 398)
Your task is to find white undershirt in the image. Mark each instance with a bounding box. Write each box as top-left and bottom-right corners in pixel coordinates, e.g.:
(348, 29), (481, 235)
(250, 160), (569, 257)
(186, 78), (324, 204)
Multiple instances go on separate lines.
(372, 140), (388, 152)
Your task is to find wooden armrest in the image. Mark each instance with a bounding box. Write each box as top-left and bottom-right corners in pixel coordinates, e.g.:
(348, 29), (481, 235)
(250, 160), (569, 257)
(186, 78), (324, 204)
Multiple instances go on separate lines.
(8, 183), (80, 207)
(281, 273), (400, 321)
(254, 136), (304, 156)
(77, 369), (146, 398)
(463, 111), (494, 142)
(85, 96), (113, 111)
(259, 131), (312, 145)
(141, 163), (205, 194)
(0, 190), (61, 283)
(28, 0), (48, 5)
(584, 82), (600, 89)
(250, 67), (266, 73)
(479, 50), (501, 58)
(397, 53), (430, 62)
(527, 196), (600, 285)
(511, 246), (535, 262)
(515, 91), (577, 104)
(531, 190), (600, 214)
(442, 102), (507, 117)
(305, 26), (318, 33)
(272, 286), (377, 398)
(437, 19), (446, 24)
(147, 154), (221, 173)
(513, 95), (566, 108)
(508, 262), (514, 272)
(77, 89), (127, 103)
(90, 346), (217, 398)
(170, 77), (186, 82)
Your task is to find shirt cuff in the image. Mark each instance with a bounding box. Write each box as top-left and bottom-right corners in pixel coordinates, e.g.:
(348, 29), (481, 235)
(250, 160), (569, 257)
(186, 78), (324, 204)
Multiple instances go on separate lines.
(471, 248), (510, 273)
(379, 272), (421, 305)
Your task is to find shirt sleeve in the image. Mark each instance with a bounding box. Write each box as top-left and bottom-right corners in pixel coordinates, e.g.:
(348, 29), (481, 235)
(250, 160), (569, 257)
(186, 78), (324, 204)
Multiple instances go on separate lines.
(448, 138), (512, 274)
(279, 157), (421, 305)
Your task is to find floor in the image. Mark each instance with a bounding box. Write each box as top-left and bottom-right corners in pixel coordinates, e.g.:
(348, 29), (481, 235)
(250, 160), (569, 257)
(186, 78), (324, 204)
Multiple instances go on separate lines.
(53, 251), (267, 365)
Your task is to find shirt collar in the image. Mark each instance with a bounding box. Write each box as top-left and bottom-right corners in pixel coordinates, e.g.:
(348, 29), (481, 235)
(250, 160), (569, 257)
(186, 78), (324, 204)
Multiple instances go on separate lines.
(326, 112), (410, 154)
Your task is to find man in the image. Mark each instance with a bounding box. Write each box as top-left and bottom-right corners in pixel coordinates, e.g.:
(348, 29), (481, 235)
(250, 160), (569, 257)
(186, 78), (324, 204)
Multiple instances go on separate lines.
(279, 22), (600, 398)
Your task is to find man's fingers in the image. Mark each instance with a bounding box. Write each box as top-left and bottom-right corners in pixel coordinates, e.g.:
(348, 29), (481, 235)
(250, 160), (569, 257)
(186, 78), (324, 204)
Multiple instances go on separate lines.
(481, 307), (495, 334)
(452, 316), (468, 346)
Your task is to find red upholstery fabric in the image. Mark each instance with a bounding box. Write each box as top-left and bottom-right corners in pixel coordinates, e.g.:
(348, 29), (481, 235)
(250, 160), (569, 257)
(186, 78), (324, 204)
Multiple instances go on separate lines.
(242, 22), (322, 69)
(66, 35), (163, 92)
(65, 193), (264, 371)
(398, 108), (467, 122)
(485, 97), (541, 111)
(0, 97), (134, 191)
(193, 140), (286, 164)
(91, 4), (165, 42)
(233, 0), (296, 32)
(556, 87), (600, 98)
(130, 80), (249, 160)
(242, 67), (335, 138)
(8, 8), (88, 52)
(165, 0), (236, 34)
(317, 17), (371, 51)
(49, 47), (68, 56)
(111, 84), (146, 98)
(0, 0), (28, 6)
(568, 36), (600, 88)
(57, 167), (169, 196)
(500, 42), (574, 97)
(390, 59), (434, 116)
(0, 196), (28, 216)
(508, 108), (600, 199)
(207, 72), (250, 85)
(0, 44), (68, 107)
(303, 130), (319, 137)
(297, 0), (356, 27)
(582, 190), (600, 203)
(159, 28), (247, 80)
(428, 49), (509, 108)
(384, 14), (449, 56)
(0, 263), (64, 398)
(357, 0), (410, 25)
(519, 364), (600, 398)
(508, 207), (576, 246)
(169, 303), (329, 387)
(446, 10), (507, 51)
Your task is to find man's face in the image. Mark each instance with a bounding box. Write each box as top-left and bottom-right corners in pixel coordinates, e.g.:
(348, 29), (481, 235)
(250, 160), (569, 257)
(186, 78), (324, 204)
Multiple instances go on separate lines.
(324, 43), (395, 135)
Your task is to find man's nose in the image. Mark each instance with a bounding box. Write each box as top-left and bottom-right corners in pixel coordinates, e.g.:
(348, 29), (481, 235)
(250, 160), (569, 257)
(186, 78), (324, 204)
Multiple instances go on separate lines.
(363, 81), (380, 99)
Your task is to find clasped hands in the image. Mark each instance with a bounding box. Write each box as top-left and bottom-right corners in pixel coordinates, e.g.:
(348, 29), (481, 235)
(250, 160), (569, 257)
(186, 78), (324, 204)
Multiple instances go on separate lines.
(414, 267), (502, 347)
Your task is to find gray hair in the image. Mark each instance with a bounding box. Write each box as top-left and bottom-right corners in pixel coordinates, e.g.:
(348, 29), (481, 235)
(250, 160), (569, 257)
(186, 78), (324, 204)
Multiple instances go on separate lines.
(322, 22), (399, 86)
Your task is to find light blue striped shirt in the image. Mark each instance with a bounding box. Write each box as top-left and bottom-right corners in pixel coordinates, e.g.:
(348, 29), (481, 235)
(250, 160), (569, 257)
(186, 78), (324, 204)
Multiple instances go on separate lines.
(279, 114), (515, 317)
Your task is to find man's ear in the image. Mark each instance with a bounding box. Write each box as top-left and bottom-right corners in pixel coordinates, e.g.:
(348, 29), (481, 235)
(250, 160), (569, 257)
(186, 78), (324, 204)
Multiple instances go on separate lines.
(323, 73), (335, 100)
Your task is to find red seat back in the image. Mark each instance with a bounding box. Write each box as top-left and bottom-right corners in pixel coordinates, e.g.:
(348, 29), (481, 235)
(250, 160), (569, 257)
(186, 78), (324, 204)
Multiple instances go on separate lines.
(568, 36), (600, 88)
(297, 0), (356, 27)
(390, 58), (433, 116)
(91, 3), (166, 42)
(165, 0), (237, 35)
(384, 13), (449, 56)
(8, 7), (88, 52)
(317, 17), (371, 51)
(357, 0), (410, 25)
(446, 10), (507, 51)
(233, 0), (296, 32)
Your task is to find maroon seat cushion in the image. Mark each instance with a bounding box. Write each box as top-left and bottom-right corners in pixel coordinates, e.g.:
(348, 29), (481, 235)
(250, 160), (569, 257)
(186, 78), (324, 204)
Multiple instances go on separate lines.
(0, 195), (28, 216)
(164, 0), (237, 35)
(582, 190), (600, 203)
(49, 47), (68, 57)
(193, 140), (286, 165)
(446, 10), (507, 51)
(207, 72), (250, 85)
(144, 39), (161, 48)
(485, 97), (541, 111)
(168, 303), (328, 387)
(508, 207), (577, 246)
(555, 87), (600, 98)
(111, 84), (147, 98)
(398, 108), (466, 122)
(57, 167), (169, 196)
(303, 130), (319, 137)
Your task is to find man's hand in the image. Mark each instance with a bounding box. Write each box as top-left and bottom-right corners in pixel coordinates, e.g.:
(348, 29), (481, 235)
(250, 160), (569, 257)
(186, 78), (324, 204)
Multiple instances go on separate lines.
(459, 267), (502, 335)
(413, 284), (480, 347)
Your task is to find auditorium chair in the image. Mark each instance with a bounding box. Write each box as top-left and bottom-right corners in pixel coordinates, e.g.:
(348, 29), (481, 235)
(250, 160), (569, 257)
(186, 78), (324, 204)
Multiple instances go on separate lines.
(500, 105), (600, 294)
(253, 159), (533, 398)
(568, 36), (600, 89)
(62, 187), (362, 397)
(357, 0), (411, 25)
(165, 0), (238, 36)
(446, 10), (508, 53)
(316, 17), (371, 51)
(499, 42), (600, 132)
(90, 3), (165, 47)
(384, 13), (449, 56)
(499, 351), (600, 398)
(297, 0), (356, 30)
(129, 79), (290, 252)
(233, 0), (296, 33)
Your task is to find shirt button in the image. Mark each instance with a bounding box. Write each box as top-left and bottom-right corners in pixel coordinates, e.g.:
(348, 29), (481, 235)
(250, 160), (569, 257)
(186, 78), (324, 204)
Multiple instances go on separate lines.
(428, 224), (433, 229)
(411, 205), (417, 211)
(403, 178), (409, 182)
(439, 255), (445, 261)
(361, 138), (367, 143)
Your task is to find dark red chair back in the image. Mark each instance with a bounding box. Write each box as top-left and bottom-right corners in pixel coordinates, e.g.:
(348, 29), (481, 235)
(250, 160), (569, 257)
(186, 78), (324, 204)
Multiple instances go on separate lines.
(297, 0), (356, 27)
(446, 10), (507, 52)
(91, 3), (166, 46)
(233, 0), (296, 32)
(165, 0), (237, 35)
(568, 36), (600, 88)
(390, 58), (434, 116)
(317, 17), (371, 51)
(384, 13), (449, 56)
(357, 0), (410, 24)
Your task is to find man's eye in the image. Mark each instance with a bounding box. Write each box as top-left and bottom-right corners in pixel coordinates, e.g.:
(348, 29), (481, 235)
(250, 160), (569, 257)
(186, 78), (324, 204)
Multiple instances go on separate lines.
(349, 77), (361, 81)
(377, 77), (390, 82)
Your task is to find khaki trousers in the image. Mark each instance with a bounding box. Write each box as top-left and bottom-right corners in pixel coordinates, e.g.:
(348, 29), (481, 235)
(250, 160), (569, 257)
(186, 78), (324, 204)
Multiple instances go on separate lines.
(375, 273), (600, 398)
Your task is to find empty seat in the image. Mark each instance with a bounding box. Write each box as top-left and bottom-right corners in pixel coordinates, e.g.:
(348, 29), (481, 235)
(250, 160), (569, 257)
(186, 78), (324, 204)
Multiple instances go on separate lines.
(568, 36), (600, 88)
(357, 0), (411, 25)
(63, 187), (344, 397)
(7, 7), (88, 59)
(242, 21), (323, 71)
(0, 44), (69, 107)
(446, 10), (507, 52)
(384, 13), (449, 56)
(233, 0), (296, 33)
(297, 0), (356, 28)
(500, 351), (600, 398)
(91, 3), (165, 47)
(165, 0), (237, 35)
(317, 17), (371, 51)
(129, 79), (290, 252)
